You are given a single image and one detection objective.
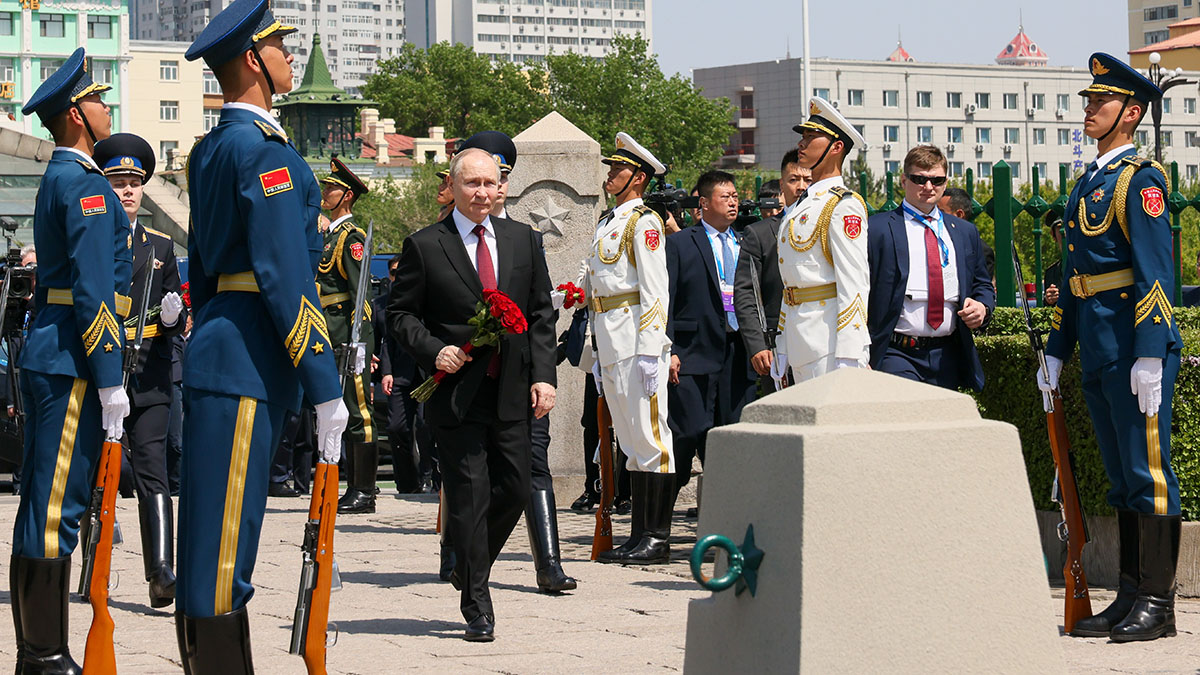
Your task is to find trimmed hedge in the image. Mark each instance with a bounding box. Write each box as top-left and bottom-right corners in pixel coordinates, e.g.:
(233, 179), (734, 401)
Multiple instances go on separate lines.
(974, 307), (1200, 520)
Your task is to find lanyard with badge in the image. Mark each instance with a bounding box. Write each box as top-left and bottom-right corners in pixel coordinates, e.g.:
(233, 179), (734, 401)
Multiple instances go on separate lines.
(712, 231), (736, 313)
(901, 203), (949, 268)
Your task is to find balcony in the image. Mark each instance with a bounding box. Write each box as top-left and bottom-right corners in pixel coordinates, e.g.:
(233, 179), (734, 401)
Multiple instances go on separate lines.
(737, 107), (756, 129)
(722, 143), (756, 165)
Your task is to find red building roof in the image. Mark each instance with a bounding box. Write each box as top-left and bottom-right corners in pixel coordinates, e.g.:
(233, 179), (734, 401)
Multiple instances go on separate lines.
(996, 26), (1049, 66)
(886, 42), (913, 63)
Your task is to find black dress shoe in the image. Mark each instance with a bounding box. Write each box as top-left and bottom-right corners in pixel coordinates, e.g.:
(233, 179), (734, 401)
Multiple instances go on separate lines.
(685, 507), (698, 519)
(464, 615), (495, 642)
(570, 491), (599, 512)
(614, 497), (632, 515)
(268, 480), (302, 498)
(337, 488), (376, 514)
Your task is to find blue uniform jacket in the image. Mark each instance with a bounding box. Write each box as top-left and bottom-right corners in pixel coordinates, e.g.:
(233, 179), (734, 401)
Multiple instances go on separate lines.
(184, 107), (341, 410)
(1046, 148), (1182, 370)
(866, 208), (995, 391)
(20, 150), (131, 389)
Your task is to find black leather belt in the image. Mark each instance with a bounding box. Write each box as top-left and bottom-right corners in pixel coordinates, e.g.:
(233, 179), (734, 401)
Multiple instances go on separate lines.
(890, 332), (953, 350)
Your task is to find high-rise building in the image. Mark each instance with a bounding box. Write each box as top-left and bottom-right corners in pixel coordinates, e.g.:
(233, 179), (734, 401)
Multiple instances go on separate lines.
(407, 0), (652, 66)
(1128, 0), (1200, 50)
(130, 0), (404, 95)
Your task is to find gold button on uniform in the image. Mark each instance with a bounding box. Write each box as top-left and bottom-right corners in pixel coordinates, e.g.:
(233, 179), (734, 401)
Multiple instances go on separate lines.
(1068, 244), (1075, 251)
(1120, 292), (1129, 299)
(1068, 220), (1076, 229)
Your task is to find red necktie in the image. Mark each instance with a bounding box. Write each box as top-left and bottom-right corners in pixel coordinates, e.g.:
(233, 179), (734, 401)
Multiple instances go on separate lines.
(924, 222), (944, 330)
(472, 224), (501, 377)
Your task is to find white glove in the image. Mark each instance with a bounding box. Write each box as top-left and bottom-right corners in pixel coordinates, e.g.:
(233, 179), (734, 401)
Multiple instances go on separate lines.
(550, 290), (566, 310)
(834, 358), (862, 370)
(769, 352), (789, 388)
(636, 355), (658, 397)
(591, 359), (604, 397)
(1036, 355), (1063, 413)
(1130, 357), (1164, 416)
(314, 398), (350, 463)
(160, 291), (183, 327)
(350, 342), (367, 375)
(97, 385), (129, 441)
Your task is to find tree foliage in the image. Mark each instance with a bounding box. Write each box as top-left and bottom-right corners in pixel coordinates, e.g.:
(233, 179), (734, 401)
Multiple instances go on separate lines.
(354, 161), (448, 252)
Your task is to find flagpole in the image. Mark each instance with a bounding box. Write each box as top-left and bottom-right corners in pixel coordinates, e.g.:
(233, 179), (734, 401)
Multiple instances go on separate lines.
(801, 0), (812, 104)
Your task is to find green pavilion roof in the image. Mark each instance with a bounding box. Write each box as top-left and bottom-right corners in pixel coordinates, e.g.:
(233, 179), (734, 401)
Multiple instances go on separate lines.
(276, 33), (372, 107)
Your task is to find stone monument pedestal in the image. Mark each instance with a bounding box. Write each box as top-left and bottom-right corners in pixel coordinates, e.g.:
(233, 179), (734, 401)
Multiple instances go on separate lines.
(684, 369), (1064, 674)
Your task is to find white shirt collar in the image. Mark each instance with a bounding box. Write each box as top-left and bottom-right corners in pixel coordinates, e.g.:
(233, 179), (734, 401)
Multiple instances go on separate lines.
(223, 102), (287, 138)
(806, 174), (845, 196)
(497, 208), (508, 219)
(611, 197), (643, 221)
(1094, 143), (1135, 171)
(328, 214), (353, 231)
(901, 199), (941, 222)
(700, 219), (733, 238)
(452, 207), (493, 239)
(56, 146), (99, 170)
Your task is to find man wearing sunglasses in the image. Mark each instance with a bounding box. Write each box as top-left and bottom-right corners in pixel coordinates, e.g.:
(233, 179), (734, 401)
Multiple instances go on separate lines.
(866, 145), (994, 391)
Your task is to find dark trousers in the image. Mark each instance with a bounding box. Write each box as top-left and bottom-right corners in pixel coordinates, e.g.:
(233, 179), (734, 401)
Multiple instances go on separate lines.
(167, 382), (183, 495)
(272, 406), (315, 491)
(530, 413), (552, 493)
(433, 382), (531, 622)
(581, 373), (630, 499)
(123, 401), (171, 500)
(878, 340), (963, 390)
(388, 387), (421, 492)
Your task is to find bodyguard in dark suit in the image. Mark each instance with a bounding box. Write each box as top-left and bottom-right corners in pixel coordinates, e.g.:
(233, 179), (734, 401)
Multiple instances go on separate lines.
(379, 256), (426, 492)
(867, 145), (994, 391)
(389, 148), (556, 642)
(666, 170), (757, 495)
(734, 149), (809, 392)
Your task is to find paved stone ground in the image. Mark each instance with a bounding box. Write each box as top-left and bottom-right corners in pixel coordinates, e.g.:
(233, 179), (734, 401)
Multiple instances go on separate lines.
(0, 490), (1195, 673)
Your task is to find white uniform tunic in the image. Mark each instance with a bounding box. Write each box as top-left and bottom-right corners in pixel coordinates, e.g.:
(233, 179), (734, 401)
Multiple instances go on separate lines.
(586, 198), (674, 473)
(775, 175), (871, 381)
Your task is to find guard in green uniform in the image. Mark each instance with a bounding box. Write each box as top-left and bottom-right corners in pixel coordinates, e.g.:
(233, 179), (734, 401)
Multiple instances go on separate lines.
(318, 156), (377, 514)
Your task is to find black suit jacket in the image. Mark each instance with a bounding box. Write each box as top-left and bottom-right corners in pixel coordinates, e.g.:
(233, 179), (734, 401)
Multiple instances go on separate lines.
(732, 215), (782, 357)
(128, 223), (188, 407)
(866, 208), (995, 391)
(388, 213), (555, 425)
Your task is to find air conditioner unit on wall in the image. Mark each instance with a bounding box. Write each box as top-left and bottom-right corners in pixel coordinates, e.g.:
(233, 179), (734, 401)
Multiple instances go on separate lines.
(946, 143), (956, 153)
(1055, 107), (1066, 119)
(882, 143), (892, 152)
(974, 143), (985, 152)
(965, 103), (977, 115)
(1002, 144), (1013, 152)
(1026, 107), (1036, 117)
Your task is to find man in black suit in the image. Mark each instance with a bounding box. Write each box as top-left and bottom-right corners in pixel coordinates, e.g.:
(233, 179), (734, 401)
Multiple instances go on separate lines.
(380, 255), (427, 493)
(388, 147), (556, 642)
(866, 145), (994, 391)
(666, 170), (758, 497)
(734, 149), (810, 393)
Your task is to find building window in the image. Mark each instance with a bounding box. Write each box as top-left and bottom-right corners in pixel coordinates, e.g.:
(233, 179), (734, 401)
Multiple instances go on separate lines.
(975, 92), (990, 109)
(947, 91), (962, 108)
(92, 60), (113, 85)
(1144, 5), (1178, 21)
(1009, 162), (1021, 179)
(1004, 127), (1020, 144)
(1186, 98), (1197, 114)
(1059, 162), (1072, 177)
(882, 90), (899, 107)
(1137, 130), (1150, 146)
(917, 126), (932, 143)
(1058, 128), (1071, 145)
(160, 100), (179, 121)
(1035, 162), (1047, 179)
(1031, 93), (1045, 110)
(1033, 128), (1045, 145)
(1186, 131), (1200, 147)
(885, 160), (900, 174)
(1161, 130), (1173, 147)
(883, 125), (899, 143)
(853, 124), (866, 138)
(0, 13), (13, 36)
(948, 161), (964, 178)
(160, 140), (178, 164)
(977, 162), (992, 178)
(916, 91), (931, 108)
(976, 127), (991, 144)
(1145, 29), (1170, 44)
(203, 70), (221, 94)
(1188, 165), (1198, 181)
(813, 87), (830, 100)
(1163, 98), (1173, 114)
(203, 108), (220, 132)
(40, 14), (65, 38)
(87, 15), (112, 39)
(847, 89), (863, 106)
(160, 60), (179, 81)
(947, 127), (963, 143)
(0, 58), (12, 81)
(1057, 94), (1070, 112)
(1002, 93), (1018, 110)
(39, 59), (64, 81)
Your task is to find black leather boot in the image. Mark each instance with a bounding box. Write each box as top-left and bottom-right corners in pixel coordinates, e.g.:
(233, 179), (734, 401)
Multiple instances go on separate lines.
(14, 556), (81, 674)
(525, 490), (577, 593)
(338, 441), (378, 514)
(176, 608), (254, 675)
(1111, 513), (1181, 642)
(597, 472), (646, 563)
(621, 473), (674, 564)
(140, 492), (177, 609)
(1071, 509), (1138, 637)
(11, 555), (24, 673)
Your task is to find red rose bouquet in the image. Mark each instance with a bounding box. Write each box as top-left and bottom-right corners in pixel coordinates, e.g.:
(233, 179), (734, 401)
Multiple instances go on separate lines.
(180, 281), (191, 309)
(411, 289), (528, 402)
(555, 282), (586, 310)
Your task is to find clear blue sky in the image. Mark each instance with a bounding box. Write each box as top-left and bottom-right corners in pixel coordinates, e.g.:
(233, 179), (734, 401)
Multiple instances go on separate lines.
(652, 1), (1128, 77)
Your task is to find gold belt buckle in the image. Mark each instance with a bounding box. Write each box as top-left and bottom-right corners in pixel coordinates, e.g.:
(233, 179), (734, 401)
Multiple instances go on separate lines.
(784, 287), (796, 305)
(1069, 274), (1089, 298)
(590, 296), (603, 313)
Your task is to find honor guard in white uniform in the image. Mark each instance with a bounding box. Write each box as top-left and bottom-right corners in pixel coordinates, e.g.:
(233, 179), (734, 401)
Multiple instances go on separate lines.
(587, 133), (676, 564)
(773, 97), (871, 383)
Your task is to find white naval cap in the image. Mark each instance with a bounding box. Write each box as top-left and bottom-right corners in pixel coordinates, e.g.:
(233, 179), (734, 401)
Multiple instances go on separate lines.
(602, 132), (667, 176)
(793, 96), (868, 151)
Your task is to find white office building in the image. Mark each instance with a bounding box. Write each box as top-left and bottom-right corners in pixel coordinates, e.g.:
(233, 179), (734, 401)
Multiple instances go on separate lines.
(406, 0), (651, 65)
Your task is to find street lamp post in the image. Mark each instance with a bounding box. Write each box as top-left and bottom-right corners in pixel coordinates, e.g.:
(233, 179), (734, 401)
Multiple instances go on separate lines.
(1146, 51), (1196, 163)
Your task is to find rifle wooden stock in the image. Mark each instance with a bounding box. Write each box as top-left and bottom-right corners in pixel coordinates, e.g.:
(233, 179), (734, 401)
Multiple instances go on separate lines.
(82, 439), (121, 674)
(591, 396), (615, 560)
(1046, 388), (1093, 633)
(297, 462), (338, 675)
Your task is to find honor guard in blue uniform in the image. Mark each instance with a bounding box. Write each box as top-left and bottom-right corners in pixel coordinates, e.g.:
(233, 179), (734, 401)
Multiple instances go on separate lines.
(13, 47), (132, 673)
(1038, 52), (1183, 642)
(94, 133), (188, 610)
(180, 0), (348, 669)
(316, 157), (376, 514)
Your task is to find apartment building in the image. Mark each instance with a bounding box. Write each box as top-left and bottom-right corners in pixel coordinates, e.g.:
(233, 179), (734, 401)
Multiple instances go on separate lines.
(1129, 0), (1200, 50)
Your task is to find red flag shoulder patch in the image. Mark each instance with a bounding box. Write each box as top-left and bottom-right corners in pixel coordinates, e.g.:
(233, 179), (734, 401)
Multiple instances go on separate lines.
(259, 167), (294, 196)
(80, 195), (106, 216)
(644, 228), (661, 251)
(843, 214), (862, 239)
(350, 242), (364, 261)
(1141, 187), (1165, 218)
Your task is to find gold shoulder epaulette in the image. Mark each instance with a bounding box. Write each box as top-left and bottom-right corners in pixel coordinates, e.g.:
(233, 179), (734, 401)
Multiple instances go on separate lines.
(75, 159), (101, 174)
(253, 120), (287, 143)
(144, 226), (171, 240)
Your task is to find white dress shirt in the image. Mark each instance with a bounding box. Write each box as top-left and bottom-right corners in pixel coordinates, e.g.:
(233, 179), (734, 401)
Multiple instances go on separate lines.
(1088, 143), (1135, 181)
(700, 219), (739, 284)
(896, 200), (959, 338)
(453, 207), (498, 275)
(223, 102), (288, 138)
(56, 146), (100, 171)
(327, 214), (353, 231)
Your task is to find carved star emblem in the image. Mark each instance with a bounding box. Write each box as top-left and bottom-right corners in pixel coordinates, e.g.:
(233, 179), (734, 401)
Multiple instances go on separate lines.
(311, 342), (324, 354)
(104, 343), (113, 353)
(529, 199), (570, 237)
(1154, 315), (1162, 324)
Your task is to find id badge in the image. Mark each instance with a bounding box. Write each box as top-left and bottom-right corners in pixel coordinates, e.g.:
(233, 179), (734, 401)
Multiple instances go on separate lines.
(720, 281), (735, 312)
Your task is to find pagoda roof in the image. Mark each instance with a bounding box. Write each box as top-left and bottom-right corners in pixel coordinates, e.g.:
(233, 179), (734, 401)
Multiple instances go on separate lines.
(276, 33), (367, 106)
(886, 42), (913, 62)
(996, 25), (1049, 66)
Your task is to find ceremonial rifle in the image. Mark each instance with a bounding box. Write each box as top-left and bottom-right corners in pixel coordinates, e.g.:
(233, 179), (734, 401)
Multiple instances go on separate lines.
(590, 396), (616, 559)
(82, 255), (154, 673)
(747, 255), (783, 387)
(337, 219), (373, 389)
(1012, 243), (1092, 632)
